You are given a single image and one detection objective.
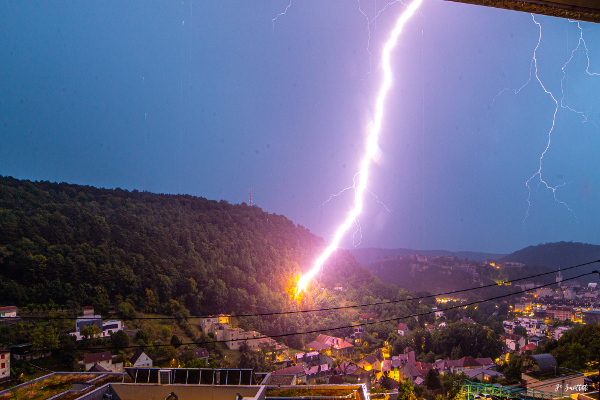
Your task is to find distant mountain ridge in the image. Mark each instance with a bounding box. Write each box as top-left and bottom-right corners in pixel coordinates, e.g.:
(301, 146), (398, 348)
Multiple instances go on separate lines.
(501, 241), (600, 281)
(350, 247), (506, 266)
(357, 242), (600, 295)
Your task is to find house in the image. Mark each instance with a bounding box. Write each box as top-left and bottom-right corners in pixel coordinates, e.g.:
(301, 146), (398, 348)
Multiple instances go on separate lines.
(192, 348), (209, 362)
(360, 313), (376, 322)
(199, 314), (230, 334)
(258, 337), (289, 361)
(357, 354), (382, 373)
(307, 334), (354, 359)
(346, 326), (365, 345)
(546, 306), (574, 321)
(399, 362), (423, 384)
(9, 343), (51, 361)
(397, 323), (409, 336)
(70, 317), (124, 341)
(0, 306), (17, 318)
(447, 356), (482, 374)
(0, 348), (9, 382)
(270, 364), (306, 385)
(81, 306), (95, 316)
(503, 333), (526, 352)
(83, 351), (113, 371)
(464, 368), (504, 382)
(475, 358), (496, 370)
(88, 363), (109, 372)
(519, 343), (537, 355)
(100, 320), (125, 337)
(304, 364), (331, 384)
(221, 328), (262, 351)
(75, 315), (103, 334)
(335, 361), (371, 385)
(130, 350), (153, 368)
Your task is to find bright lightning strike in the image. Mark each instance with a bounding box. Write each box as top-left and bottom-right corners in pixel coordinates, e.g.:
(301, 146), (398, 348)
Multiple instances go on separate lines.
(296, 0), (423, 296)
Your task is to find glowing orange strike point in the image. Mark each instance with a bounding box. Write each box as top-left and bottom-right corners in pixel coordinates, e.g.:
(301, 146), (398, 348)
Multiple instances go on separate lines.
(295, 0), (423, 297)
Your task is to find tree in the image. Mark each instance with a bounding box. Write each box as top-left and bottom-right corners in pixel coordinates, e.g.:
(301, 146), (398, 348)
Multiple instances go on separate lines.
(31, 324), (59, 352)
(186, 358), (209, 368)
(450, 346), (463, 360)
(161, 326), (172, 339)
(136, 329), (150, 343)
(145, 289), (159, 313)
(380, 375), (397, 391)
(117, 301), (137, 319)
(514, 326), (527, 337)
(425, 369), (441, 390)
(501, 354), (524, 383)
(111, 330), (130, 349)
(171, 335), (182, 349)
(398, 380), (417, 400)
(56, 334), (78, 367)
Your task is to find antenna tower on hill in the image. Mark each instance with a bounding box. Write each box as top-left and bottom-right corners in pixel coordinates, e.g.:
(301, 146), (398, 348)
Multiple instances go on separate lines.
(249, 188), (252, 206)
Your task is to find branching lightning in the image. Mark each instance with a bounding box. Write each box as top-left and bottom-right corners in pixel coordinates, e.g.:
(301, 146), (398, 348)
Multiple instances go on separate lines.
(491, 15), (599, 226)
(296, 0), (423, 296)
(523, 15), (575, 224)
(357, 0), (408, 77)
(560, 20), (600, 128)
(272, 0), (292, 31)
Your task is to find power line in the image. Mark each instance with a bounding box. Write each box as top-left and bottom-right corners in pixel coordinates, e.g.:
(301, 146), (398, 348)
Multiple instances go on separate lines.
(33, 270), (599, 352)
(19, 259), (599, 321)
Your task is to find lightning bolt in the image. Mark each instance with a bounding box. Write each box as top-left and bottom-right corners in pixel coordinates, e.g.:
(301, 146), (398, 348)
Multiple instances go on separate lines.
(490, 15), (600, 225)
(296, 0), (423, 296)
(523, 14), (576, 224)
(272, 0), (292, 32)
(560, 20), (600, 127)
(357, 0), (410, 78)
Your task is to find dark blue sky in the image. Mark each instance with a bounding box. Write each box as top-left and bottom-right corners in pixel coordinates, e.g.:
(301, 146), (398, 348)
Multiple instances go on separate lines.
(1, 1), (599, 254)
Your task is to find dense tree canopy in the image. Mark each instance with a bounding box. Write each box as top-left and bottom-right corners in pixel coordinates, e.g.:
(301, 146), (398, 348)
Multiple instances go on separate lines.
(0, 176), (414, 348)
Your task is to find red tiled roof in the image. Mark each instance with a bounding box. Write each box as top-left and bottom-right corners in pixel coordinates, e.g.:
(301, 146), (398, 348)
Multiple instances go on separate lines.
(446, 360), (461, 367)
(458, 356), (482, 368)
(398, 323), (408, 330)
(0, 306), (17, 311)
(475, 358), (494, 366)
(82, 306), (94, 310)
(521, 343), (536, 351)
(193, 348), (209, 358)
(333, 340), (354, 350)
(307, 341), (330, 351)
(83, 351), (112, 364)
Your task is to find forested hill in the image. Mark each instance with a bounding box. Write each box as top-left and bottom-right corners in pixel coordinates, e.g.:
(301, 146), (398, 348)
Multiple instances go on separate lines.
(351, 248), (506, 266)
(501, 242), (600, 281)
(0, 176), (376, 315)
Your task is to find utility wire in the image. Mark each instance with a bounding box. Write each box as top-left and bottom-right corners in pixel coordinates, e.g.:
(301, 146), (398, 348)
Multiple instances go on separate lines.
(18, 259), (600, 321)
(33, 270), (599, 352)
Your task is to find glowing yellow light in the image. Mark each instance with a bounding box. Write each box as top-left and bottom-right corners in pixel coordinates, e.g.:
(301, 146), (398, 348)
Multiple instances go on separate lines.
(296, 0), (424, 296)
